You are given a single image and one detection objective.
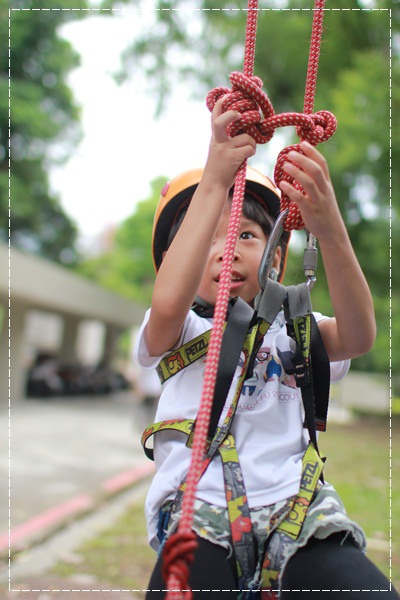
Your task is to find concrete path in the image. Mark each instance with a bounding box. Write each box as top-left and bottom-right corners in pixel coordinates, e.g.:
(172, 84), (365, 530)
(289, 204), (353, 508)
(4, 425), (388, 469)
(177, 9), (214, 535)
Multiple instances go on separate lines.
(0, 481), (149, 598)
(0, 391), (156, 557)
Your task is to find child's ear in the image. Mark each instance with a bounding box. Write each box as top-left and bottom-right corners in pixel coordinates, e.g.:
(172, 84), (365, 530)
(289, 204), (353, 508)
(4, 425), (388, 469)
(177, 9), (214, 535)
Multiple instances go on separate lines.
(273, 246), (282, 273)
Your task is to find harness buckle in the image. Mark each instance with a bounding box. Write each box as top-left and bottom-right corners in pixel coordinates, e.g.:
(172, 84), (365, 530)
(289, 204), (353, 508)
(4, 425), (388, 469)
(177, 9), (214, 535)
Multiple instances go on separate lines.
(293, 360), (311, 387)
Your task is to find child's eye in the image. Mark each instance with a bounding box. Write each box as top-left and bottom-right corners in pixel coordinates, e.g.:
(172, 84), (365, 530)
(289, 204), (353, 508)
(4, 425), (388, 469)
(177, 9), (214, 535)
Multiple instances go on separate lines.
(240, 231), (255, 240)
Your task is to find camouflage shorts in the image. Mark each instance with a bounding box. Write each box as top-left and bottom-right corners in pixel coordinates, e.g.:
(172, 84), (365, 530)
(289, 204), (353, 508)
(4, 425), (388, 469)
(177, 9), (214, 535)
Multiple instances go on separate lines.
(160, 483), (366, 595)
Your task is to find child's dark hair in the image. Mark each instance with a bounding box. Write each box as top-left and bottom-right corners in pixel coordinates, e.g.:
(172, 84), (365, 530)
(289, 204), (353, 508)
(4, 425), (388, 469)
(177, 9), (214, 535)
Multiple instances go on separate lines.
(166, 192), (287, 263)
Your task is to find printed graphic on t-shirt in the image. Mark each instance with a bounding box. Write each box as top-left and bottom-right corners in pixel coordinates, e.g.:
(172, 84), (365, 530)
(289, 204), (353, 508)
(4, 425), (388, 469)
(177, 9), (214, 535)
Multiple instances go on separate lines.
(237, 344), (299, 412)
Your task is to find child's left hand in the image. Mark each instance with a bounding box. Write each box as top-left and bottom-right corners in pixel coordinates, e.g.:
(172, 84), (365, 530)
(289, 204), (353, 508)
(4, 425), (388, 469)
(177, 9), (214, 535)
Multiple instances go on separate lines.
(279, 141), (345, 241)
(280, 141), (376, 362)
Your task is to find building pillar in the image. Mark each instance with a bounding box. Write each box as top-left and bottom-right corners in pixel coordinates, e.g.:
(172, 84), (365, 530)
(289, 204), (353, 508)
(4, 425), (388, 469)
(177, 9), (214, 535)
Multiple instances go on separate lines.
(100, 324), (122, 368)
(58, 314), (81, 364)
(11, 300), (29, 401)
(0, 300), (10, 405)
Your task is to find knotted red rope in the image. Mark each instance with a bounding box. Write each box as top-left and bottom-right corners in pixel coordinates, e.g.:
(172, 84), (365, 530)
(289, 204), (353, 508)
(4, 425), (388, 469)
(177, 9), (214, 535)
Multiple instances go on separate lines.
(275, 0), (337, 229)
(206, 0), (337, 230)
(163, 3), (334, 598)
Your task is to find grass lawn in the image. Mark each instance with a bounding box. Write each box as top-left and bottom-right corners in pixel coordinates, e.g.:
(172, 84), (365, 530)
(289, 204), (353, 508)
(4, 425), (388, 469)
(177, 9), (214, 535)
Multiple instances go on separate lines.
(51, 414), (399, 594)
(322, 413), (399, 587)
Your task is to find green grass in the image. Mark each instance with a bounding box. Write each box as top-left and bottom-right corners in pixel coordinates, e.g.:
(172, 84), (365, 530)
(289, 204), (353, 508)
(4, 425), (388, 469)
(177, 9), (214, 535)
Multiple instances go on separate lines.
(51, 414), (400, 592)
(322, 414), (399, 586)
(52, 498), (154, 592)
(392, 397), (400, 415)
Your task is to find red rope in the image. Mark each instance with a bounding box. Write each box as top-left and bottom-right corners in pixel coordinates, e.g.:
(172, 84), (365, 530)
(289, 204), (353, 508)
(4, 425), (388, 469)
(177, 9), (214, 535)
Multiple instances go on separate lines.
(162, 532), (198, 599)
(304, 0), (326, 115)
(206, 0), (337, 231)
(162, 3), (334, 598)
(276, 0), (337, 229)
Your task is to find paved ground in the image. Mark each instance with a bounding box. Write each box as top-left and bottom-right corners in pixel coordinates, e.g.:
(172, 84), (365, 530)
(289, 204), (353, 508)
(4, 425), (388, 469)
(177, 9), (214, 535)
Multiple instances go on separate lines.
(0, 391), (154, 534)
(1, 580), (141, 599)
(0, 480), (150, 598)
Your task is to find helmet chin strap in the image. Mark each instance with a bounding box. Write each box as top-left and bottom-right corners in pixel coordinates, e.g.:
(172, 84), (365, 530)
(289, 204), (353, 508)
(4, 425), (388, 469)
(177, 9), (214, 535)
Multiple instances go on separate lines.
(192, 294), (253, 317)
(191, 295), (215, 318)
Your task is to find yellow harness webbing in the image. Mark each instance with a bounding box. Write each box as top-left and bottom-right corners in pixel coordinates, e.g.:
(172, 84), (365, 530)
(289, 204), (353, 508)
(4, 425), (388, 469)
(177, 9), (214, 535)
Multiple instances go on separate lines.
(141, 419), (324, 593)
(143, 283), (328, 595)
(156, 330), (212, 384)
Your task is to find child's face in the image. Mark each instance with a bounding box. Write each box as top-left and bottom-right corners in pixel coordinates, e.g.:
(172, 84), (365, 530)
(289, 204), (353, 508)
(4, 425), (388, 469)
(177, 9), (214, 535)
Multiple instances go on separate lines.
(197, 203), (281, 306)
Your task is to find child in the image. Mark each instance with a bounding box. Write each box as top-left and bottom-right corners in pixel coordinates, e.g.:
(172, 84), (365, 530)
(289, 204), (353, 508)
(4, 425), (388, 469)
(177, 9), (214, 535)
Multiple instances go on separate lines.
(135, 97), (398, 598)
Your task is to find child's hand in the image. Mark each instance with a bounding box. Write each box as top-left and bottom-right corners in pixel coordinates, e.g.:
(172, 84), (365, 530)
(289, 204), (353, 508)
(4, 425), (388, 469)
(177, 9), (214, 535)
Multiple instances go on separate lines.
(280, 141), (376, 361)
(279, 142), (344, 240)
(203, 96), (257, 191)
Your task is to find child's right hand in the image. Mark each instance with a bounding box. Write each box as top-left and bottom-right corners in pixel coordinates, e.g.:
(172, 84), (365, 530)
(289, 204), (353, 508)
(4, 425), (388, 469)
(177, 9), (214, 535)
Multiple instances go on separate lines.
(203, 96), (257, 191)
(146, 96), (256, 358)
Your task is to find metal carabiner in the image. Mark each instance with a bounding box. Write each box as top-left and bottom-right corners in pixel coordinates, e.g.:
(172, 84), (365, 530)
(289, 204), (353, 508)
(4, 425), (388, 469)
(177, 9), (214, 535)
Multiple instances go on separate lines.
(257, 211), (318, 293)
(258, 208), (289, 292)
(303, 229), (318, 289)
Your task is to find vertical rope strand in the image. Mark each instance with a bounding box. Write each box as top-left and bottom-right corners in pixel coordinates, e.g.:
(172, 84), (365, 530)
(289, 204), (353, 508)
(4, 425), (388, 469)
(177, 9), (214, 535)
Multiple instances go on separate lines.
(164, 4), (259, 599)
(303, 0), (326, 115)
(243, 0), (259, 77)
(178, 0), (259, 536)
(276, 0), (331, 230)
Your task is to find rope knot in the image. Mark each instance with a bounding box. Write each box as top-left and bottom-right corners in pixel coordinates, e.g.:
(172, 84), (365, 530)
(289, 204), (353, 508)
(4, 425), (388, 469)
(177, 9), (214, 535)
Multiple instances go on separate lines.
(274, 144), (306, 232)
(206, 71), (275, 144)
(273, 109), (337, 231)
(163, 531), (198, 600)
(296, 110), (337, 145)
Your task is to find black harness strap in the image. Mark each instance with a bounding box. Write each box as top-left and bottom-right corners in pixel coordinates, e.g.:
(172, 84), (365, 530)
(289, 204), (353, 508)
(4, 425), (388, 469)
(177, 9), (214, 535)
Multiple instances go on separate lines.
(285, 284), (330, 419)
(284, 284), (330, 469)
(208, 296), (255, 440)
(309, 316), (330, 431)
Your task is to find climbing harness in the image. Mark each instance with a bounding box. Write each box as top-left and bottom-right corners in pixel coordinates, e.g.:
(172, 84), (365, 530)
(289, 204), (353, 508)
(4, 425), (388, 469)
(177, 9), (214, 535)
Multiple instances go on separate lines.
(142, 280), (330, 598)
(148, 1), (337, 598)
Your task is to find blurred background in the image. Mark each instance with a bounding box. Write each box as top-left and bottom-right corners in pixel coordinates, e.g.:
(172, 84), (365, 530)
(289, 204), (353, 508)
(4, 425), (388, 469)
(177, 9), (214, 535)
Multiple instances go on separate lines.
(0, 0), (399, 594)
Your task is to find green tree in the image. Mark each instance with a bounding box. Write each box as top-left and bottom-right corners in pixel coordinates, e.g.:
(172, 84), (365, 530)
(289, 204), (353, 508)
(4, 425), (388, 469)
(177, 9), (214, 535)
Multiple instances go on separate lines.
(0, 0), (89, 264)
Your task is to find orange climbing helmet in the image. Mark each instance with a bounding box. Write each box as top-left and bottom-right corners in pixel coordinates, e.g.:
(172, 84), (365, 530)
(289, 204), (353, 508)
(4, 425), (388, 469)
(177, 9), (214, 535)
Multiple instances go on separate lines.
(152, 166), (291, 281)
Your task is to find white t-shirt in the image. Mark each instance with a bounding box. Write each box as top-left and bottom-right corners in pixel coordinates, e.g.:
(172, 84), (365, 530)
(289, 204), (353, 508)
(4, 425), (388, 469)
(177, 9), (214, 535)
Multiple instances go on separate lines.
(135, 308), (349, 549)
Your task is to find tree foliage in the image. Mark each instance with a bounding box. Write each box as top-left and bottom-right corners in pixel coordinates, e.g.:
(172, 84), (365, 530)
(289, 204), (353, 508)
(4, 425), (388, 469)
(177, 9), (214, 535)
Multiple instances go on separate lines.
(0, 0), (89, 264)
(106, 0), (396, 375)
